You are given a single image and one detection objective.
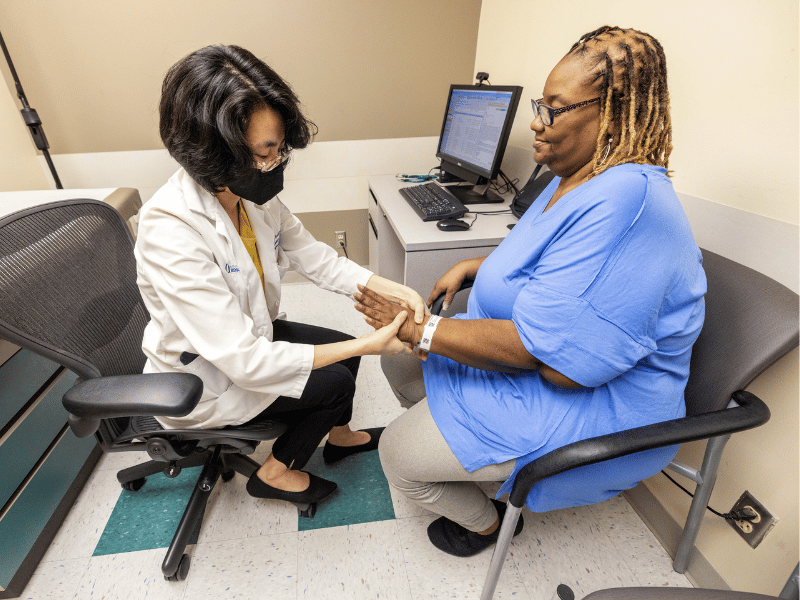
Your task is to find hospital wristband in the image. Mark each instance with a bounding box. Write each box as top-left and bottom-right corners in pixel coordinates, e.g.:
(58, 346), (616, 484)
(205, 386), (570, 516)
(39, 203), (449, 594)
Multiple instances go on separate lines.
(416, 315), (442, 353)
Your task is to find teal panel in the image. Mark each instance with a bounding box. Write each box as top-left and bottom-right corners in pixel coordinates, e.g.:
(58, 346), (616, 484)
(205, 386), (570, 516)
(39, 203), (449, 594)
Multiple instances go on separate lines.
(0, 370), (79, 508)
(0, 350), (60, 431)
(0, 428), (96, 588)
(298, 447), (395, 532)
(93, 466), (205, 556)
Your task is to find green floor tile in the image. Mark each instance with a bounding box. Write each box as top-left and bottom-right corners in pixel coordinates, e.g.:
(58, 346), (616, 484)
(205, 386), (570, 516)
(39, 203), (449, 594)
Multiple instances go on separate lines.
(93, 466), (205, 556)
(298, 447), (395, 531)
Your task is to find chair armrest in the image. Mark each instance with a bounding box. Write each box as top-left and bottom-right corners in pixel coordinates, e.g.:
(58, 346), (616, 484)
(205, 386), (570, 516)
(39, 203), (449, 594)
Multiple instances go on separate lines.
(63, 372), (203, 419)
(508, 390), (770, 507)
(430, 280), (474, 315)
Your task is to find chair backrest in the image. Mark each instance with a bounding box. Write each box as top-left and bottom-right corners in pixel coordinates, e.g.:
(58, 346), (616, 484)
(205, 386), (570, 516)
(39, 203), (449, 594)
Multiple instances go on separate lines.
(0, 200), (148, 380)
(684, 249), (799, 416)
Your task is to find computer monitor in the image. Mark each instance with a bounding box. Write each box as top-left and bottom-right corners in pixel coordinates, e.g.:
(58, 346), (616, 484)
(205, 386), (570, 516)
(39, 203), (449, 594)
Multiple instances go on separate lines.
(436, 84), (522, 204)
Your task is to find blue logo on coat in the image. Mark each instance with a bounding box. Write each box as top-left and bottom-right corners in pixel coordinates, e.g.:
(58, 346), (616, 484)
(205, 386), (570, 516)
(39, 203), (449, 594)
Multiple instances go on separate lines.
(225, 264), (240, 273)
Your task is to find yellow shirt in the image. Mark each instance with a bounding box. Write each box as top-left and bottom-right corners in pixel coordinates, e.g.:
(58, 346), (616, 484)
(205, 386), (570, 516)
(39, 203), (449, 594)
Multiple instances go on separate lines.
(238, 202), (265, 290)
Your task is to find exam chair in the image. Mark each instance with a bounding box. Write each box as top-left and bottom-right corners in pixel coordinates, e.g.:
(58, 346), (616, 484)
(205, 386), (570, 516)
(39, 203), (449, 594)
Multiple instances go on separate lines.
(574, 562), (798, 599)
(430, 249), (799, 600)
(580, 588), (782, 600)
(0, 199), (289, 582)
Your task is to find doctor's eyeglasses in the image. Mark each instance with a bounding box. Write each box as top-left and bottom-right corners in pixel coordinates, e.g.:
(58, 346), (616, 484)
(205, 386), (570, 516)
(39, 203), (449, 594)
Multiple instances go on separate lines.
(532, 97), (600, 126)
(255, 148), (290, 173)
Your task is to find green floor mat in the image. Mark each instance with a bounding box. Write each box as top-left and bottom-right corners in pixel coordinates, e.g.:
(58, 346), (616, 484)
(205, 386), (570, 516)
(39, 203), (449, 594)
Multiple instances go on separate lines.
(93, 466), (205, 556)
(299, 447), (395, 531)
(93, 446), (395, 554)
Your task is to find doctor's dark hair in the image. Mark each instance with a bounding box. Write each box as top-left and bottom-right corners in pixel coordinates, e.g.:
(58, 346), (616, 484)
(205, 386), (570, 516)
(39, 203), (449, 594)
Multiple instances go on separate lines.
(159, 44), (317, 194)
(568, 26), (672, 178)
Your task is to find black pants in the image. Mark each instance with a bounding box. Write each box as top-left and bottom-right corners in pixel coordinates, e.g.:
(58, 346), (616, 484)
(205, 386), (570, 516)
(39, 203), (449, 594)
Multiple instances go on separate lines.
(241, 319), (361, 470)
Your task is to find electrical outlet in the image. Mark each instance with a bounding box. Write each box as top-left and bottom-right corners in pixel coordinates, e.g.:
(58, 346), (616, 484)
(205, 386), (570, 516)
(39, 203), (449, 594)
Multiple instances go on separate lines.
(335, 230), (347, 249)
(728, 490), (778, 549)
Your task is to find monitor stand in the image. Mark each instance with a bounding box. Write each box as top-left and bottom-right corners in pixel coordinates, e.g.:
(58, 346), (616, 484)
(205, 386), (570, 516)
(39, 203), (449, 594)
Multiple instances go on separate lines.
(447, 181), (505, 205)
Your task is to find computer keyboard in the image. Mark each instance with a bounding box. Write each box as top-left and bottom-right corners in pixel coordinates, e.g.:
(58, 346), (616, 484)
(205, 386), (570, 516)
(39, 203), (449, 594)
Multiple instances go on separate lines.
(398, 182), (468, 222)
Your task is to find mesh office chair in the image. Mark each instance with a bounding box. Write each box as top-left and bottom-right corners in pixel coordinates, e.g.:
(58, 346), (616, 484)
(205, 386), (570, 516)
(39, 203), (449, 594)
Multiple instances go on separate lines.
(431, 249), (799, 600)
(0, 199), (289, 582)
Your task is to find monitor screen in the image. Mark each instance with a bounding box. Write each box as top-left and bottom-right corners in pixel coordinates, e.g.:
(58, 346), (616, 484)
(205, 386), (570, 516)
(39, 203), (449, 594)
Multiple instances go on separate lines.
(436, 85), (522, 186)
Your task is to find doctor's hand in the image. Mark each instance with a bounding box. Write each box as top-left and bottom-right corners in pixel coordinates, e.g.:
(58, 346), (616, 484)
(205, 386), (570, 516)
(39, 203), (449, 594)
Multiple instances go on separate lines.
(313, 309), (412, 369)
(355, 285), (425, 347)
(359, 311), (413, 356)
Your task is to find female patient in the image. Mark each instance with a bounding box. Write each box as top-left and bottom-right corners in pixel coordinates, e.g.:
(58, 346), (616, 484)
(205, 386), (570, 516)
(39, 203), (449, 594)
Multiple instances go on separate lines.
(356, 26), (706, 557)
(135, 44), (424, 511)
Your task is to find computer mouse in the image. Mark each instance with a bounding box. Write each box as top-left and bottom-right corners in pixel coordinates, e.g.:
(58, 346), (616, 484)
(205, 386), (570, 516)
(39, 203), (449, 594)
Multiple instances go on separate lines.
(437, 218), (470, 231)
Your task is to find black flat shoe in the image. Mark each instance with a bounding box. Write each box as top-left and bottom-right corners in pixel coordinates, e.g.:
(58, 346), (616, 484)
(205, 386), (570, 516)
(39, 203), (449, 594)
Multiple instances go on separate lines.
(322, 427), (384, 464)
(427, 499), (524, 557)
(246, 470), (337, 507)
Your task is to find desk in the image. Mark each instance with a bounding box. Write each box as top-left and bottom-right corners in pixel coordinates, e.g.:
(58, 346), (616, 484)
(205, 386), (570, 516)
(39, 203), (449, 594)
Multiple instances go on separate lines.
(367, 176), (516, 298)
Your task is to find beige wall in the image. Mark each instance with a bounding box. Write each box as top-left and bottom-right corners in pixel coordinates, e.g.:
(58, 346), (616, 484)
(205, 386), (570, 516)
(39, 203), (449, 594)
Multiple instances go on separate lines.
(0, 79), (49, 191)
(0, 0), (480, 158)
(299, 209), (369, 268)
(475, 0), (798, 226)
(475, 1), (798, 595)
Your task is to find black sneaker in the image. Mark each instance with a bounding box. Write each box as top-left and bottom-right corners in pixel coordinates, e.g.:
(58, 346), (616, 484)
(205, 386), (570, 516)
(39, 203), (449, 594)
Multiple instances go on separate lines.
(426, 499), (524, 557)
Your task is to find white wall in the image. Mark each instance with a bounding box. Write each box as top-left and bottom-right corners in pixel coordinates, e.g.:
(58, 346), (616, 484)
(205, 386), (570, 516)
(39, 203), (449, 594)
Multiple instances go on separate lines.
(40, 136), (440, 216)
(474, 1), (799, 595)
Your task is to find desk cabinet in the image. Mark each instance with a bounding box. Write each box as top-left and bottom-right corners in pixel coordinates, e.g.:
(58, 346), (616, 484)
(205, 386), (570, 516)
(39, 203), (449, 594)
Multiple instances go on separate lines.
(368, 186), (405, 286)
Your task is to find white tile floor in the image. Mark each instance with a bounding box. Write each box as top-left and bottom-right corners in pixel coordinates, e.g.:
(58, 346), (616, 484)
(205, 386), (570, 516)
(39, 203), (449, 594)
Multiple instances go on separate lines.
(20, 282), (692, 600)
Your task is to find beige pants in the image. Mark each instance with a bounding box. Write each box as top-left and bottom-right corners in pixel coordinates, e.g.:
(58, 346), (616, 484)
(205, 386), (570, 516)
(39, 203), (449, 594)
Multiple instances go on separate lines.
(378, 354), (516, 532)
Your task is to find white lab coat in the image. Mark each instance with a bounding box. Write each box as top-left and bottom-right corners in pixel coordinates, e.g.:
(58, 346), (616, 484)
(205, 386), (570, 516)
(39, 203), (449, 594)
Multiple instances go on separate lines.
(134, 168), (373, 429)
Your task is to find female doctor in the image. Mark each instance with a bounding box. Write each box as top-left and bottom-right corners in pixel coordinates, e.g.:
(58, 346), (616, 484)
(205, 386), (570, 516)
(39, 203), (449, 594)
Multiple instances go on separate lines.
(134, 45), (425, 510)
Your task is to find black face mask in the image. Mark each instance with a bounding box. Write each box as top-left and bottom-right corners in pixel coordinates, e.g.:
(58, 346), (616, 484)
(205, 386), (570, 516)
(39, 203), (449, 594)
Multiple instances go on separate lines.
(228, 163), (284, 205)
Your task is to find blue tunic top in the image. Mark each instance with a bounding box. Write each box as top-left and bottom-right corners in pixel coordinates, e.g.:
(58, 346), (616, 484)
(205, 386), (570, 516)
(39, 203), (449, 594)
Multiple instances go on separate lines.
(423, 163), (706, 512)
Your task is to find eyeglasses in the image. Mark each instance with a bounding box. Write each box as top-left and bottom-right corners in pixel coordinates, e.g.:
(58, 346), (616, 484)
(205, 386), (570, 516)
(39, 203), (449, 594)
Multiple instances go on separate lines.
(532, 97), (600, 126)
(255, 147), (290, 173)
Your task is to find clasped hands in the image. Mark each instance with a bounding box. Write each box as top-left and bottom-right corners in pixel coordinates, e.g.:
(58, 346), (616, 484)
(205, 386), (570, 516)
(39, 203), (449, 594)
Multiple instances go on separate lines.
(355, 285), (431, 359)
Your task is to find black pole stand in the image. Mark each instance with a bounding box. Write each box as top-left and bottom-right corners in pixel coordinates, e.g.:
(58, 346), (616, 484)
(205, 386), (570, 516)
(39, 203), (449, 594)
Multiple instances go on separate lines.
(0, 28), (63, 189)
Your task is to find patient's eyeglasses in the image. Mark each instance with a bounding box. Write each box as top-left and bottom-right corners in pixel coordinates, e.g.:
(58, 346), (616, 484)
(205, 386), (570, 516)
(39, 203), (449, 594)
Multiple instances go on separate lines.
(255, 147), (290, 173)
(532, 97), (600, 126)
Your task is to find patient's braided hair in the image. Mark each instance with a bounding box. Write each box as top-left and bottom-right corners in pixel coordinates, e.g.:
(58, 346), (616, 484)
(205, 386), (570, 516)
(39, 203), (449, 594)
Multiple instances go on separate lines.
(568, 26), (672, 177)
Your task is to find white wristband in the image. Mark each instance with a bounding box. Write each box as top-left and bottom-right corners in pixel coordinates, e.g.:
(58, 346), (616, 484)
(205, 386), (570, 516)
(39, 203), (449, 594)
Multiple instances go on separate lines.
(416, 315), (442, 353)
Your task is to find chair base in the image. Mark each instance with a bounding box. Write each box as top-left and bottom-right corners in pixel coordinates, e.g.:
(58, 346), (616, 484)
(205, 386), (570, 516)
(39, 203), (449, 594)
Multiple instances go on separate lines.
(117, 446), (262, 580)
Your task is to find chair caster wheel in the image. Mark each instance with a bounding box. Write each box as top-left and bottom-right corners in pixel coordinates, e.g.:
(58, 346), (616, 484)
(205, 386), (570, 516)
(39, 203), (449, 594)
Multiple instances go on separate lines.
(221, 470), (235, 482)
(297, 502), (317, 518)
(164, 554), (191, 581)
(122, 478), (146, 492)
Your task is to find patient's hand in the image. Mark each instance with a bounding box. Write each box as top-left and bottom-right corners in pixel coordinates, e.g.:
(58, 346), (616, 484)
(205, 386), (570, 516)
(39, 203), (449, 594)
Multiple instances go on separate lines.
(355, 285), (423, 346)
